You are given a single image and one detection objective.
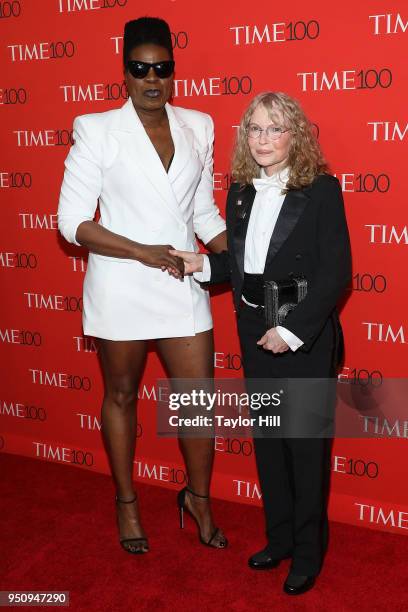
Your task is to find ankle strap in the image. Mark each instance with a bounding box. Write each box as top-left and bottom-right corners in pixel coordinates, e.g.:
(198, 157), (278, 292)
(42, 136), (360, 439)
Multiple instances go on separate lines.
(116, 495), (137, 504)
(186, 486), (209, 499)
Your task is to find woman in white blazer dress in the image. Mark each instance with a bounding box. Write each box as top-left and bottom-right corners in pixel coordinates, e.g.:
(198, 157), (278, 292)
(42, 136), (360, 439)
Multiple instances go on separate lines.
(58, 18), (227, 554)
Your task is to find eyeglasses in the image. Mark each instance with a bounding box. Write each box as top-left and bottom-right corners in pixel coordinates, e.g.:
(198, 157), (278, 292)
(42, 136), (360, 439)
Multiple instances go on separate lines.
(126, 60), (175, 79)
(247, 124), (290, 141)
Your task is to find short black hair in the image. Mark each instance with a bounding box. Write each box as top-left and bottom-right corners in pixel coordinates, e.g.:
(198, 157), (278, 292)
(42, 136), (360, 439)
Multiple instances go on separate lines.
(123, 17), (173, 66)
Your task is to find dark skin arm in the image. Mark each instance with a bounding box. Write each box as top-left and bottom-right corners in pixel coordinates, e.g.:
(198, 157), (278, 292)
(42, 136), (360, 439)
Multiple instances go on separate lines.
(75, 220), (184, 275)
(205, 230), (227, 254)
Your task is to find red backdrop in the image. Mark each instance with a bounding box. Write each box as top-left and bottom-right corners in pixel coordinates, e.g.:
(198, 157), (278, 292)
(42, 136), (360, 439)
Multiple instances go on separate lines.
(1, 0), (407, 535)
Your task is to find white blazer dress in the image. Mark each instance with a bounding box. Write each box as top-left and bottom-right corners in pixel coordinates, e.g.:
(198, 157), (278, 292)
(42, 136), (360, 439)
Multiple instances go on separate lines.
(57, 98), (226, 340)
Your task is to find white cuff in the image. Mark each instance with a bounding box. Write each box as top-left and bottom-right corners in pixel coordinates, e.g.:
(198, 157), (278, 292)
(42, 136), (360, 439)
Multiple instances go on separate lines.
(193, 254), (211, 282)
(276, 326), (304, 352)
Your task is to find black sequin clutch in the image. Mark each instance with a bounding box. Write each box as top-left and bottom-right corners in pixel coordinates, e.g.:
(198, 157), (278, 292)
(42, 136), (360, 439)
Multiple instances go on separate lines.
(264, 276), (307, 328)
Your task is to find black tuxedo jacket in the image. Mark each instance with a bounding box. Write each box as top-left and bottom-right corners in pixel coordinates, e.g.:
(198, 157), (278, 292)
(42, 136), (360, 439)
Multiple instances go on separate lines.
(207, 174), (352, 353)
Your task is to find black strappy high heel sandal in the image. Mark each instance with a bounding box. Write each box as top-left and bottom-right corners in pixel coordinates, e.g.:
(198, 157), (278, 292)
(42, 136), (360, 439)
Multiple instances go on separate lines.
(115, 495), (149, 554)
(177, 486), (228, 549)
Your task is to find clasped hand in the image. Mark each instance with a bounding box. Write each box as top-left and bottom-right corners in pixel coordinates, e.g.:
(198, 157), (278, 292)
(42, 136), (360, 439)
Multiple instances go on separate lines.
(137, 244), (185, 278)
(167, 249), (204, 276)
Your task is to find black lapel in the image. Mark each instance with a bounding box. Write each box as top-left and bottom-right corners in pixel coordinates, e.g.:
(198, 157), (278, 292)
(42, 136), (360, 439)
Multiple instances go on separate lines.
(232, 185), (256, 279)
(264, 188), (310, 270)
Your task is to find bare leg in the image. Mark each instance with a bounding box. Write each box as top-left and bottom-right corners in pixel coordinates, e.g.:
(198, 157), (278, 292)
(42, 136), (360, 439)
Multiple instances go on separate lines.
(98, 339), (148, 553)
(156, 330), (226, 547)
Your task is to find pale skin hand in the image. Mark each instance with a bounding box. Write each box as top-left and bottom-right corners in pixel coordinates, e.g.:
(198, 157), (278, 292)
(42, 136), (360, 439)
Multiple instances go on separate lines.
(165, 233), (226, 279)
(257, 328), (289, 353)
(167, 249), (204, 275)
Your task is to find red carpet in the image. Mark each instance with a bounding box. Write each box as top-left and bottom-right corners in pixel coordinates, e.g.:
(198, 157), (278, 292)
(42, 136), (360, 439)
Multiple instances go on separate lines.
(1, 453), (407, 611)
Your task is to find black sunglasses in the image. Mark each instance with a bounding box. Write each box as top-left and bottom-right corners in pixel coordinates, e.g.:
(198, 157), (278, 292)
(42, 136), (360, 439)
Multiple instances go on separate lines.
(126, 60), (175, 79)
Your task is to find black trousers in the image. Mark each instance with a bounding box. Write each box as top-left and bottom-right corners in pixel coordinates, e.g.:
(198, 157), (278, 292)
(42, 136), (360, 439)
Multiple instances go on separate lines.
(237, 303), (335, 576)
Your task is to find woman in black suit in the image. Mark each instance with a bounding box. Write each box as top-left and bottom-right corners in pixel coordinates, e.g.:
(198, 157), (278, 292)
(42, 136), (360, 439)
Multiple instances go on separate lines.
(171, 92), (351, 595)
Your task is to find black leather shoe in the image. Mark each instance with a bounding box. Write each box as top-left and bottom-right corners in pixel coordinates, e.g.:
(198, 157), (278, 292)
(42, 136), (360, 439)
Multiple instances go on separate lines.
(283, 573), (316, 595)
(248, 547), (289, 570)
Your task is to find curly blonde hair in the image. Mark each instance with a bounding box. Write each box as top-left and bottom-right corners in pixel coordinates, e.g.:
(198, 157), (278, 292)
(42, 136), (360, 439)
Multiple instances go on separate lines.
(231, 92), (328, 191)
